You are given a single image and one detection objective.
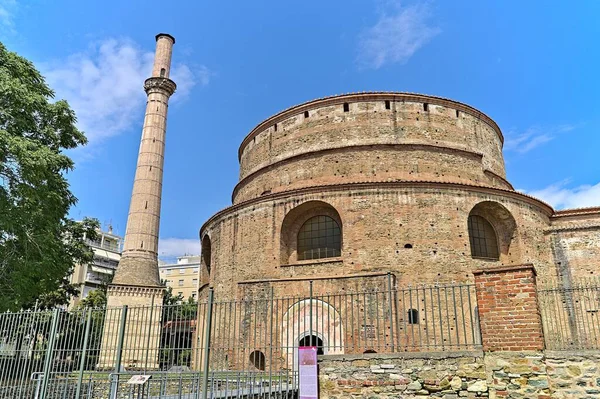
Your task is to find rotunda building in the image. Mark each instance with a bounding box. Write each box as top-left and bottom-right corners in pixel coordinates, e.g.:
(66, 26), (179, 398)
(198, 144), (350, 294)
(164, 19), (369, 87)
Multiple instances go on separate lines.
(199, 92), (600, 301)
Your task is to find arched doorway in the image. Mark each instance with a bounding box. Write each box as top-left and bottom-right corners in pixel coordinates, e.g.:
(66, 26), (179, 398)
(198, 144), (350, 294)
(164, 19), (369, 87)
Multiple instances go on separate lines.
(298, 335), (324, 355)
(281, 299), (344, 370)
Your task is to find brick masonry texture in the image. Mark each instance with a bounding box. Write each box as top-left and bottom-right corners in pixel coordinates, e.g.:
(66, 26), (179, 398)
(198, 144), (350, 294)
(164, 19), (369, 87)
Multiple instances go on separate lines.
(200, 93), (600, 304)
(473, 265), (544, 352)
(319, 351), (600, 399)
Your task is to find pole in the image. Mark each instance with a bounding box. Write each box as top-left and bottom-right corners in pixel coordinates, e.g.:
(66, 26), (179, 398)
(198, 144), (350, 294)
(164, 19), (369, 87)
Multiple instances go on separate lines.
(115, 305), (128, 373)
(387, 273), (395, 352)
(309, 281), (313, 347)
(268, 287), (274, 397)
(75, 310), (93, 399)
(39, 308), (60, 399)
(200, 288), (214, 399)
(108, 306), (128, 399)
(144, 294), (156, 371)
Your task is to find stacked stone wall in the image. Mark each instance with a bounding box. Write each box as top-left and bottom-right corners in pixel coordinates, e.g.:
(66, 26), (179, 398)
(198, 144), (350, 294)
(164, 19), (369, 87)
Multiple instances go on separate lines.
(546, 351), (600, 398)
(319, 351), (600, 399)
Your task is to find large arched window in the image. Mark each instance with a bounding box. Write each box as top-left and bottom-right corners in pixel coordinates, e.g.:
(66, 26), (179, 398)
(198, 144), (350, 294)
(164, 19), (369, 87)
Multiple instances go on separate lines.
(297, 215), (341, 260)
(468, 215), (499, 259)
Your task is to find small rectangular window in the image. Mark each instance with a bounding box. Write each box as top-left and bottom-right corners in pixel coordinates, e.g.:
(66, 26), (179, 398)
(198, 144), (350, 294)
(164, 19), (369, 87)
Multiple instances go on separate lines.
(193, 278), (198, 286)
(179, 268), (185, 274)
(178, 279), (184, 286)
(343, 103), (349, 112)
(408, 309), (419, 324)
(166, 269), (172, 275)
(385, 100), (390, 110)
(456, 110), (460, 118)
(304, 110), (309, 118)
(274, 124), (278, 132)
(193, 267), (199, 273)
(423, 103), (429, 112)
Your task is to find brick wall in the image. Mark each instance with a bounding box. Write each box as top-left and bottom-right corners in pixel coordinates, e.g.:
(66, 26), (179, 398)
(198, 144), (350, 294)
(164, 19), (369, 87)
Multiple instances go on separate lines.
(473, 264), (544, 351)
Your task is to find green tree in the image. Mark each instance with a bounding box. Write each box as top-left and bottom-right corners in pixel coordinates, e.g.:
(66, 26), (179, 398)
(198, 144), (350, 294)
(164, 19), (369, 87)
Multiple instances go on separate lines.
(0, 41), (97, 311)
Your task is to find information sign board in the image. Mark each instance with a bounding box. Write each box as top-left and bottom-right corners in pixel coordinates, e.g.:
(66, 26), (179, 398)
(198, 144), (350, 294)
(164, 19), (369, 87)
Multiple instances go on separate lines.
(299, 346), (318, 399)
(126, 375), (152, 385)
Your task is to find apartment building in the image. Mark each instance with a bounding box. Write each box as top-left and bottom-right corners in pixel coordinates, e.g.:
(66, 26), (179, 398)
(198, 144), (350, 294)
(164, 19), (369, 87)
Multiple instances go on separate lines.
(159, 255), (201, 301)
(70, 228), (123, 308)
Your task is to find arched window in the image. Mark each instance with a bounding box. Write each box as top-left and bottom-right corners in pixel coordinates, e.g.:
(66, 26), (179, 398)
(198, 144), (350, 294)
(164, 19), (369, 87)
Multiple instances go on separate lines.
(468, 215), (499, 259)
(249, 350), (266, 370)
(297, 216), (341, 260)
(201, 235), (212, 274)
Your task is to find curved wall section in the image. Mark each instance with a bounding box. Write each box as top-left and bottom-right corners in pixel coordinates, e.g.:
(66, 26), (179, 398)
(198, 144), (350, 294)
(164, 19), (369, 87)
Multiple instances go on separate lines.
(202, 184), (554, 300)
(238, 94), (506, 203)
(234, 144), (512, 204)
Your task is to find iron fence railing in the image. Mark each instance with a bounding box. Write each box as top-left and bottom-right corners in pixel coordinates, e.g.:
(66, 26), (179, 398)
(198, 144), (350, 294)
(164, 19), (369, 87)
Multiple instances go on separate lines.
(538, 278), (600, 350)
(0, 281), (480, 398)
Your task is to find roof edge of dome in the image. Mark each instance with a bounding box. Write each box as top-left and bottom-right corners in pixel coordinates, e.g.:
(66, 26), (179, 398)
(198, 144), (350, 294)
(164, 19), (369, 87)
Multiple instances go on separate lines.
(238, 91), (504, 161)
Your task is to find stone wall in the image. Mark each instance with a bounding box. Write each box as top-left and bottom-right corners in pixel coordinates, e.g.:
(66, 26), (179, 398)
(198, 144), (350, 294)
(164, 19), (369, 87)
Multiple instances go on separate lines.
(546, 351), (600, 399)
(318, 351), (600, 398)
(318, 351), (554, 399)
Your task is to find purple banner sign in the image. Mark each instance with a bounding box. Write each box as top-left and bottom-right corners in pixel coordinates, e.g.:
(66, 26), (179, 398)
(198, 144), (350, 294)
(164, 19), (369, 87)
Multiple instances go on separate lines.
(299, 346), (318, 399)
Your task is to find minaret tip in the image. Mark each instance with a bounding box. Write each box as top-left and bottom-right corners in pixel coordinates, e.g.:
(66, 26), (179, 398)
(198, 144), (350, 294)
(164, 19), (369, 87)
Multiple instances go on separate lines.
(155, 33), (175, 44)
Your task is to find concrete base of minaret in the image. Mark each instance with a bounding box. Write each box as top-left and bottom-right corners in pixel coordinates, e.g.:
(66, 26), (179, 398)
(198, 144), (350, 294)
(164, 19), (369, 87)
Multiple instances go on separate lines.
(97, 285), (164, 371)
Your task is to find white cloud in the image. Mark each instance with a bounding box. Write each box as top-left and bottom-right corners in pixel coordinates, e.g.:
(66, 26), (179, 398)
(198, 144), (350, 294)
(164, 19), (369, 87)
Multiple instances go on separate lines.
(357, 1), (440, 69)
(528, 180), (600, 210)
(504, 124), (578, 154)
(159, 237), (201, 259)
(41, 38), (210, 146)
(0, 0), (17, 31)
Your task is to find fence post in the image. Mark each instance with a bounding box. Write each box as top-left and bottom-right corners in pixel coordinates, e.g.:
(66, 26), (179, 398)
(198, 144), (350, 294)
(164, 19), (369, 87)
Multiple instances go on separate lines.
(39, 308), (60, 399)
(144, 295), (156, 371)
(108, 305), (128, 399)
(114, 305), (128, 372)
(387, 273), (395, 352)
(75, 310), (93, 399)
(200, 287), (214, 399)
(268, 287), (274, 397)
(309, 281), (313, 346)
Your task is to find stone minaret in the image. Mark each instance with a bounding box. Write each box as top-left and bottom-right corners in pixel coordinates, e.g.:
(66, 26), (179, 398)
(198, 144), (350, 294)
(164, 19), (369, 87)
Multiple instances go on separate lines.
(112, 33), (176, 288)
(99, 33), (176, 370)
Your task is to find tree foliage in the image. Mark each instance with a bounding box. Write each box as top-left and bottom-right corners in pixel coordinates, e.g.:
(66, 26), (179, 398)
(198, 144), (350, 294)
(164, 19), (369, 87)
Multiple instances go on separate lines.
(0, 41), (97, 311)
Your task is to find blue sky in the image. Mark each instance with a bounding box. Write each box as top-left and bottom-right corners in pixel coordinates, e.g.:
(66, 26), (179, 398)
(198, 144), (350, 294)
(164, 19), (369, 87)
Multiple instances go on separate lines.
(1, 1), (599, 258)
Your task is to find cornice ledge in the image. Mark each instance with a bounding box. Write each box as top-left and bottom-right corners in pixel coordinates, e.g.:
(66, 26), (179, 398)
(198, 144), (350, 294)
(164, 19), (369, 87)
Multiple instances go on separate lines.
(551, 207), (600, 218)
(473, 263), (536, 276)
(144, 77), (177, 96)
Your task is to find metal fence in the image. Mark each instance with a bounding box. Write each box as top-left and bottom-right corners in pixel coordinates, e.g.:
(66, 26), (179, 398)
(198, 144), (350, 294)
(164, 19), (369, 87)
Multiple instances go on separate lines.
(538, 278), (600, 350)
(0, 282), (480, 398)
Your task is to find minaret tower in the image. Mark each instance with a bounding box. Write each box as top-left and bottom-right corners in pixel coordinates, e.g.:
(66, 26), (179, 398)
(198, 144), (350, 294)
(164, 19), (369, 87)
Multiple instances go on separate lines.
(99, 34), (176, 370)
(112, 33), (176, 288)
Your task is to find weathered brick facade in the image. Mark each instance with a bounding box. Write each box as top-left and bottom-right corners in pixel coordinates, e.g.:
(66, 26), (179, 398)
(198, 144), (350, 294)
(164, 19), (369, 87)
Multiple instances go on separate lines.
(200, 92), (600, 304)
